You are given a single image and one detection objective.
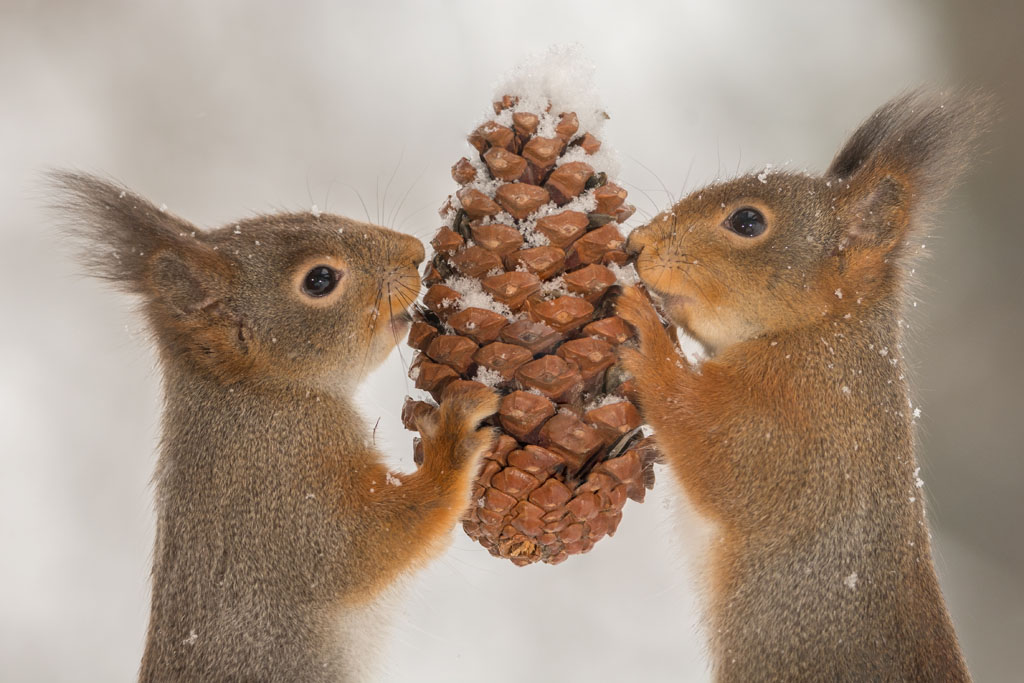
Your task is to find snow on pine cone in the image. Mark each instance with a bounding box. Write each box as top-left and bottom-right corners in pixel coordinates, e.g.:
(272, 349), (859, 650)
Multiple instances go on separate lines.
(402, 92), (658, 566)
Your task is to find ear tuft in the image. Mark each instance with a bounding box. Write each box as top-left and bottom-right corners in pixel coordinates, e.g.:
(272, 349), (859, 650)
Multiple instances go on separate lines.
(828, 89), (994, 190)
(828, 89), (994, 251)
(50, 170), (202, 294)
(52, 171), (258, 382)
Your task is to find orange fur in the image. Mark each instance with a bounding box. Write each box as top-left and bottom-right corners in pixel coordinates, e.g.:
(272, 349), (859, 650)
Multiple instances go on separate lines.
(619, 90), (991, 681)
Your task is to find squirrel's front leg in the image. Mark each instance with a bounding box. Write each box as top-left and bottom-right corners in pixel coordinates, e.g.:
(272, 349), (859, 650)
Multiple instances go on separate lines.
(616, 287), (729, 516)
(407, 380), (499, 513)
(616, 286), (695, 433)
(338, 382), (498, 602)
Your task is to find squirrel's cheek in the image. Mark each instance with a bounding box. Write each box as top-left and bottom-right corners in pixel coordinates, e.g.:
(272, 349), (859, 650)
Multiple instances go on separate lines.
(368, 310), (409, 347)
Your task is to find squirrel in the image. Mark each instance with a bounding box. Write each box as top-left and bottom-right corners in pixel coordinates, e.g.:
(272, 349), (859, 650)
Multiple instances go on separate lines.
(54, 171), (499, 683)
(616, 90), (990, 681)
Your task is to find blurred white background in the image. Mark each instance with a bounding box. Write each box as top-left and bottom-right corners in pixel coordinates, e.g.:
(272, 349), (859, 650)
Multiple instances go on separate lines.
(2, 1), (1021, 681)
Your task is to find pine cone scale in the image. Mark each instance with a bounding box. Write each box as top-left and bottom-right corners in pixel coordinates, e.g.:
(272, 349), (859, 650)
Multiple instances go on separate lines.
(406, 90), (659, 565)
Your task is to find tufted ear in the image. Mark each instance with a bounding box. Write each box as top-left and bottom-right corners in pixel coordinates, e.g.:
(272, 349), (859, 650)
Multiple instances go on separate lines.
(54, 171), (202, 289)
(146, 243), (232, 319)
(827, 90), (992, 255)
(53, 171), (252, 376)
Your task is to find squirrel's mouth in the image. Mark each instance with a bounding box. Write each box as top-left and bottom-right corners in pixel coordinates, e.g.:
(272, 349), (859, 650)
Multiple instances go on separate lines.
(388, 308), (413, 336)
(644, 287), (694, 328)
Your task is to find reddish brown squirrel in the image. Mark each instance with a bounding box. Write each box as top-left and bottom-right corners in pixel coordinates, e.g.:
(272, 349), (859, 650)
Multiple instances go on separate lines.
(617, 91), (990, 681)
(55, 172), (498, 682)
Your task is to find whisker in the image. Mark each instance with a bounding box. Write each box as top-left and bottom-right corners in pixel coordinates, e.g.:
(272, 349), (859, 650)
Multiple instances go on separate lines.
(323, 174), (339, 214)
(343, 184), (373, 224)
(619, 179), (664, 220)
(388, 163), (428, 230)
(652, 259), (669, 295)
(305, 170), (315, 212)
(357, 283), (386, 384)
(396, 201), (438, 234)
(680, 153), (697, 199)
(392, 279), (420, 299)
(387, 281), (412, 392)
(716, 135), (722, 181)
(625, 154), (676, 206)
(381, 148), (405, 229)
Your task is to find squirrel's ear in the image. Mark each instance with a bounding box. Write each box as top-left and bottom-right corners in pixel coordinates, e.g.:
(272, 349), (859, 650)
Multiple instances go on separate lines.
(53, 171), (250, 370)
(147, 248), (231, 318)
(52, 170), (218, 293)
(827, 90), (993, 253)
(146, 246), (255, 378)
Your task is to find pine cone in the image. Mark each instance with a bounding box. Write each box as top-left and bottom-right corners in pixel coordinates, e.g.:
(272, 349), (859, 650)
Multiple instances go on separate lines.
(404, 93), (658, 566)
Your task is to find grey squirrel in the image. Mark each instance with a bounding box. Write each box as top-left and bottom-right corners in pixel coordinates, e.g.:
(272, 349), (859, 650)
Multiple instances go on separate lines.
(56, 171), (499, 682)
(617, 90), (990, 681)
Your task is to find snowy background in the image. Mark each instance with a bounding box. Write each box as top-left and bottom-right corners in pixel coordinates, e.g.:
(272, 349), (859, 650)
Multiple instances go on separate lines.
(2, 1), (1022, 681)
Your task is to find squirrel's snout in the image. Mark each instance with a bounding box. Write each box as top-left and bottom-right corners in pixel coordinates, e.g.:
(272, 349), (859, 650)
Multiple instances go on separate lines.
(409, 238), (426, 267)
(397, 233), (425, 267)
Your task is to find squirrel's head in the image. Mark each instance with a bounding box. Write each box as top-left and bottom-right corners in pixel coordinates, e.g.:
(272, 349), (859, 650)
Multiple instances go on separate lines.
(627, 90), (992, 354)
(55, 173), (424, 389)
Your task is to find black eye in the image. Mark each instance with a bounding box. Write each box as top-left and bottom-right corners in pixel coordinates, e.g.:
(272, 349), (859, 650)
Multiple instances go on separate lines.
(725, 208), (766, 238)
(302, 266), (339, 297)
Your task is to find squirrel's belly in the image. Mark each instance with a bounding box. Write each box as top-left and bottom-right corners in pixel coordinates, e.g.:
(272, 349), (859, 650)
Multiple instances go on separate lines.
(327, 586), (403, 681)
(664, 476), (720, 618)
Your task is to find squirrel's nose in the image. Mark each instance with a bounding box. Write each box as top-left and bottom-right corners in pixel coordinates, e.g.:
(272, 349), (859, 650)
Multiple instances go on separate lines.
(410, 239), (426, 266)
(398, 233), (425, 266)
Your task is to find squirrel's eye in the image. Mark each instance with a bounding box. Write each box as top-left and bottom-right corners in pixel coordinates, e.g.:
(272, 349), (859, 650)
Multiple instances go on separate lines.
(725, 208), (766, 238)
(301, 266), (339, 297)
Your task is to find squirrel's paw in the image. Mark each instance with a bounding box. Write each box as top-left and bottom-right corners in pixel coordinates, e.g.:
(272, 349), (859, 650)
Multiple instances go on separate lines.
(617, 286), (676, 355)
(416, 380), (498, 470)
(617, 287), (692, 400)
(617, 286), (662, 338)
(617, 346), (646, 380)
(439, 380), (499, 431)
